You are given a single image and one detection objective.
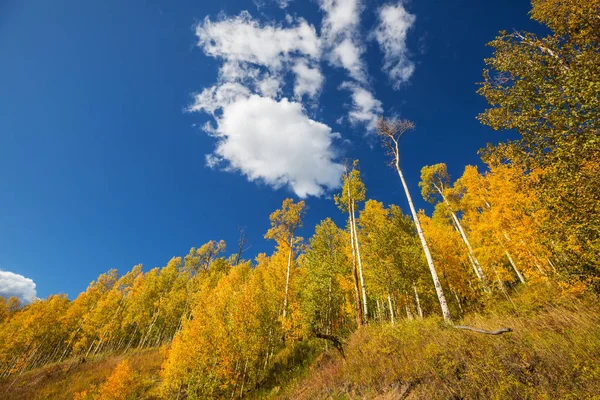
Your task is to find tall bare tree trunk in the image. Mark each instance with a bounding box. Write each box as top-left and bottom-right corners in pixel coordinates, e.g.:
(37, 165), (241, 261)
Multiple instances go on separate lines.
(404, 293), (414, 321)
(413, 282), (423, 319)
(387, 291), (395, 324)
(505, 250), (526, 284)
(348, 215), (363, 327)
(446, 204), (489, 291)
(502, 231), (528, 282)
(351, 201), (368, 322)
(395, 160), (452, 323)
(282, 236), (293, 319)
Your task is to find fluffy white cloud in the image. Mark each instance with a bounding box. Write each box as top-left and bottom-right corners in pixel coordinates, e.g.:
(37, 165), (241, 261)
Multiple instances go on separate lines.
(191, 11), (345, 197)
(202, 95), (344, 197)
(292, 61), (323, 100)
(196, 11), (321, 88)
(189, 2), (417, 194)
(374, 2), (416, 88)
(319, 0), (360, 39)
(0, 270), (37, 302)
(341, 82), (383, 130)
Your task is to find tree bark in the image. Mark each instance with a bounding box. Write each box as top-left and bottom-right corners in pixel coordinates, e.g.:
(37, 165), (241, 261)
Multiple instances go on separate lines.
(413, 282), (423, 319)
(394, 154), (452, 323)
(448, 208), (489, 291)
(348, 201), (363, 327)
(282, 236), (293, 319)
(351, 201), (368, 322)
(387, 291), (395, 324)
(453, 325), (512, 335)
(314, 331), (345, 357)
(505, 250), (526, 284)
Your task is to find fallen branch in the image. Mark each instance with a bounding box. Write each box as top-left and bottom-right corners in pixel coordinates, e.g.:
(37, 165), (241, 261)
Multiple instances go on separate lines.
(453, 325), (513, 335)
(313, 331), (345, 358)
(398, 381), (414, 399)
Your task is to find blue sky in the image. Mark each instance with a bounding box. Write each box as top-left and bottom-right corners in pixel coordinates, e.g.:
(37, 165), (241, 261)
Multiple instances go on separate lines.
(0, 0), (541, 301)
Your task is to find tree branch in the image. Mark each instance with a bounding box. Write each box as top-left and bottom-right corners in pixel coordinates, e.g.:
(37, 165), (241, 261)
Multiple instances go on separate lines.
(453, 325), (513, 335)
(314, 331), (345, 358)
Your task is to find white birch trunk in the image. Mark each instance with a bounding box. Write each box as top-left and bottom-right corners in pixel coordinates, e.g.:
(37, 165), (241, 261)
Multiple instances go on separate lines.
(447, 205), (489, 290)
(404, 294), (414, 321)
(505, 250), (526, 284)
(351, 201), (368, 321)
(394, 153), (452, 323)
(387, 291), (395, 324)
(450, 286), (464, 313)
(282, 236), (293, 318)
(413, 282), (423, 319)
(347, 181), (364, 325)
(348, 213), (363, 326)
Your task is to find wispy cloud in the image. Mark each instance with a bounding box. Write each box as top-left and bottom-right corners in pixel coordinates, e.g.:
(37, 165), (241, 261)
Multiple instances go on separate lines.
(340, 81), (383, 130)
(0, 270), (37, 302)
(373, 1), (416, 88)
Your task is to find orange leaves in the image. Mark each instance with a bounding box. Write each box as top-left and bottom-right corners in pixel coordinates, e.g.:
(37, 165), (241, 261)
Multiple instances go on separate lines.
(98, 360), (136, 400)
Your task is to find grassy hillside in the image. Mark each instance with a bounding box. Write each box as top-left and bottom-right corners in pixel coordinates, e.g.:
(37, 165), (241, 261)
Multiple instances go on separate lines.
(3, 285), (600, 399)
(280, 286), (600, 399)
(0, 348), (164, 400)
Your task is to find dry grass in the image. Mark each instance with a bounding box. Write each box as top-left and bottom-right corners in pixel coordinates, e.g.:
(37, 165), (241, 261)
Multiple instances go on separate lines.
(2, 285), (599, 399)
(0, 348), (164, 400)
(283, 285), (600, 399)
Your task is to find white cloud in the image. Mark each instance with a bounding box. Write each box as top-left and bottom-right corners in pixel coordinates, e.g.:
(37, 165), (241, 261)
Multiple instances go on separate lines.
(255, 0), (293, 9)
(319, 0), (360, 39)
(292, 61), (323, 100)
(319, 0), (367, 83)
(341, 82), (383, 130)
(202, 94), (344, 197)
(332, 38), (365, 82)
(373, 2), (416, 88)
(191, 11), (345, 197)
(189, 82), (251, 116)
(318, 0), (382, 129)
(189, 3), (417, 194)
(196, 11), (321, 77)
(0, 270), (37, 302)
(276, 0), (293, 8)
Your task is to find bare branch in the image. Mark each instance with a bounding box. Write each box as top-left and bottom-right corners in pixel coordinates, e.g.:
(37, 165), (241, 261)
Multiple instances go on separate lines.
(453, 325), (513, 335)
(314, 331), (345, 358)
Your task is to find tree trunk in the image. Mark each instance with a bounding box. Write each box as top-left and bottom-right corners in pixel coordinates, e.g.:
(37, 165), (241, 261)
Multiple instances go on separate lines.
(348, 210), (363, 327)
(413, 282), (423, 319)
(450, 286), (464, 313)
(435, 183), (489, 291)
(404, 293), (414, 321)
(351, 201), (368, 322)
(282, 236), (293, 319)
(395, 159), (452, 323)
(505, 250), (526, 284)
(446, 204), (489, 291)
(387, 291), (395, 324)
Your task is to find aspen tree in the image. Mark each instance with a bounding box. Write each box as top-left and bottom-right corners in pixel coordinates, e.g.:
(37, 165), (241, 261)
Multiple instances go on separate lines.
(376, 118), (452, 323)
(420, 163), (489, 291)
(265, 198), (305, 319)
(334, 162), (368, 324)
